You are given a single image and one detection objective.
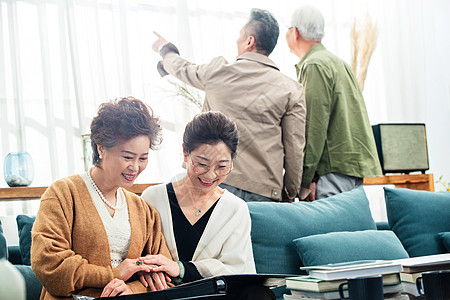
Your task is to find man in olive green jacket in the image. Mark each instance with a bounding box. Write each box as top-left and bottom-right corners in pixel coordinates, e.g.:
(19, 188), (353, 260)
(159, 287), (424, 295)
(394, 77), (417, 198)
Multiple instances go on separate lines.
(153, 9), (306, 202)
(286, 5), (382, 201)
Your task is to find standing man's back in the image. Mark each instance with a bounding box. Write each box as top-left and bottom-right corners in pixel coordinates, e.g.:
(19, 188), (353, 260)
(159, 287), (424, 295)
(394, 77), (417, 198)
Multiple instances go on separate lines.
(285, 5), (382, 200)
(153, 9), (306, 202)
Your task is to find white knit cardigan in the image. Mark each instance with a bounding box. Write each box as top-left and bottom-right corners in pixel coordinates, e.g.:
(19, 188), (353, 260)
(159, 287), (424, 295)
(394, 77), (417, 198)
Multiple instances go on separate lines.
(141, 184), (256, 277)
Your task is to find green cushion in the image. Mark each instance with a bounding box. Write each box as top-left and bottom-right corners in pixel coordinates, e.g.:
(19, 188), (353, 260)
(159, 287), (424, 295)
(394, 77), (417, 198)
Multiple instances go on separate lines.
(293, 230), (409, 266)
(0, 219), (8, 260)
(384, 188), (450, 257)
(16, 215), (36, 266)
(438, 232), (450, 252)
(248, 187), (377, 275)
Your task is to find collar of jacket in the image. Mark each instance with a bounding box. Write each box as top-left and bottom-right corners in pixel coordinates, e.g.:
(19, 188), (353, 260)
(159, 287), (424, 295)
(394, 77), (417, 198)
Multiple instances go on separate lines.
(236, 52), (279, 71)
(295, 43), (326, 76)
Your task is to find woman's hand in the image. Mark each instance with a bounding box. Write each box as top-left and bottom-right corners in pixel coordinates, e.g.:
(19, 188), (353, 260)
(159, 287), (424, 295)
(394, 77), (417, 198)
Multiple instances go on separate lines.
(138, 271), (171, 291)
(100, 278), (133, 297)
(115, 258), (152, 281)
(140, 254), (180, 277)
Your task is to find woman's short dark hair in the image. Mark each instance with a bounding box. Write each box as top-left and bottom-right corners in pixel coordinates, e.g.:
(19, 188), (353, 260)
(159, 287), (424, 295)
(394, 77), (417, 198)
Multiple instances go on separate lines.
(183, 111), (239, 159)
(90, 97), (162, 165)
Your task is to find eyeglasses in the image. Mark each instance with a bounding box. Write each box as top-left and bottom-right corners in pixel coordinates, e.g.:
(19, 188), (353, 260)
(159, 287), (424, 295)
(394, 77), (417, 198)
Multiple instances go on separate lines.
(190, 160), (233, 177)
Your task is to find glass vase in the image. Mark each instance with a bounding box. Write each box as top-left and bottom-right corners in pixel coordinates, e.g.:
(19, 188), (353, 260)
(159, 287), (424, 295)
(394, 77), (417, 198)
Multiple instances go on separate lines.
(82, 134), (93, 172)
(3, 152), (34, 187)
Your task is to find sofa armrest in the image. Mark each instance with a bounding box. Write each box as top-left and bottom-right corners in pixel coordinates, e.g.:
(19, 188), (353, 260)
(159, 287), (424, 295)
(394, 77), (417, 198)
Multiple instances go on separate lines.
(376, 222), (391, 231)
(15, 265), (42, 300)
(8, 245), (23, 265)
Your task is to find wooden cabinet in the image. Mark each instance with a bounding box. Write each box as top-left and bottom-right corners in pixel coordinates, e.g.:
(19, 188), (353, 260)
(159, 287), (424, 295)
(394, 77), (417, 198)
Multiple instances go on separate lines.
(363, 173), (434, 192)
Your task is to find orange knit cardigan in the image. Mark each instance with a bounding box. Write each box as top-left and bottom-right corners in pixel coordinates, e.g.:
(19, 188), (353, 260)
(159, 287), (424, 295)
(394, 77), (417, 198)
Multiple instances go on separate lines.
(31, 174), (171, 299)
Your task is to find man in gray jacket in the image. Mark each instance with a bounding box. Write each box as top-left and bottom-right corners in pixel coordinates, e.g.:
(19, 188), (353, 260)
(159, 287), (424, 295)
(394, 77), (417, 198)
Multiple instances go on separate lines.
(153, 9), (306, 202)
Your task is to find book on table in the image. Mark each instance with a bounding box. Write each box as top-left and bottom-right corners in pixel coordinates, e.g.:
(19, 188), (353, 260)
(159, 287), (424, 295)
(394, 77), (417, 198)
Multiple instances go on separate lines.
(283, 291), (410, 300)
(286, 273), (400, 293)
(399, 271), (422, 297)
(393, 254), (450, 298)
(286, 283), (404, 300)
(400, 272), (422, 283)
(401, 281), (421, 297)
(300, 260), (403, 281)
(393, 253), (450, 273)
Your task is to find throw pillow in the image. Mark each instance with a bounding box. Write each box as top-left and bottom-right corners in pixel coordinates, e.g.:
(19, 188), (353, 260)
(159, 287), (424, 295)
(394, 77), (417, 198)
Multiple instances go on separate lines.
(248, 187), (377, 275)
(384, 188), (450, 257)
(0, 219), (8, 260)
(16, 215), (36, 266)
(437, 232), (450, 252)
(293, 230), (409, 267)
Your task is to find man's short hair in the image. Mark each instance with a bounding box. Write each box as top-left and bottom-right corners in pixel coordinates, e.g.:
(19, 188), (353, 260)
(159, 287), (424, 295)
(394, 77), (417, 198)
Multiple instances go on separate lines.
(290, 5), (325, 42)
(246, 8), (279, 56)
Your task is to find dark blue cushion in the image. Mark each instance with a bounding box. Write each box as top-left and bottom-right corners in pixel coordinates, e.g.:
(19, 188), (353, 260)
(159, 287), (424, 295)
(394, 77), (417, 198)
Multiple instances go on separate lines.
(384, 188), (450, 257)
(8, 245), (23, 265)
(293, 230), (409, 266)
(438, 232), (450, 252)
(16, 215), (36, 266)
(248, 187), (377, 275)
(0, 219), (8, 260)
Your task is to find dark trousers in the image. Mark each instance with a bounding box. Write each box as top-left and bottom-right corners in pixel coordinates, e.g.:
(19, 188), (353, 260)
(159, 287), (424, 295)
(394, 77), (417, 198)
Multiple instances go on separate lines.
(220, 183), (275, 202)
(316, 172), (363, 200)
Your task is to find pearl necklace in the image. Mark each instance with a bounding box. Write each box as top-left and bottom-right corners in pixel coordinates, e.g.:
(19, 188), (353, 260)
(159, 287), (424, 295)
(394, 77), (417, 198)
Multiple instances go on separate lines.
(87, 170), (125, 210)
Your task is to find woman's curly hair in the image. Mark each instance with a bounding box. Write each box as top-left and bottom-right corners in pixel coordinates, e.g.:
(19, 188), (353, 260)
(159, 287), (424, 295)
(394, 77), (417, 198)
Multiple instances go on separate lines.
(90, 97), (162, 165)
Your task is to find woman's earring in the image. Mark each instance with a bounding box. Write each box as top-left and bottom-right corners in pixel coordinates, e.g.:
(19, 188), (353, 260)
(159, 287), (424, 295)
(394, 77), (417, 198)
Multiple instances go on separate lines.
(99, 155), (103, 160)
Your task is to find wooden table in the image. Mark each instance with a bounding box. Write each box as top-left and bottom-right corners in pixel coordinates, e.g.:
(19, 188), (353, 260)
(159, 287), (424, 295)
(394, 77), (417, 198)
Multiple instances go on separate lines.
(0, 183), (157, 201)
(363, 173), (434, 192)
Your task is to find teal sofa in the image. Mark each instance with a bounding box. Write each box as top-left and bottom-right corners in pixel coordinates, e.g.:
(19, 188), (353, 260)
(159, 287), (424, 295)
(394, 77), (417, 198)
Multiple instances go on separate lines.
(2, 187), (449, 300)
(248, 187), (450, 298)
(1, 216), (42, 300)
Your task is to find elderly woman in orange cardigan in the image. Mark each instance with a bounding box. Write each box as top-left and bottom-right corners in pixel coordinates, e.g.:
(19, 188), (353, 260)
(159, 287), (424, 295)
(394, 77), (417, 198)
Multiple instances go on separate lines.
(31, 97), (172, 299)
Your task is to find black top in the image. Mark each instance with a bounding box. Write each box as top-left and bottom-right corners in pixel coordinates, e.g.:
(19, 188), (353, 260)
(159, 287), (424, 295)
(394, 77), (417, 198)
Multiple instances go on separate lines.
(166, 183), (219, 282)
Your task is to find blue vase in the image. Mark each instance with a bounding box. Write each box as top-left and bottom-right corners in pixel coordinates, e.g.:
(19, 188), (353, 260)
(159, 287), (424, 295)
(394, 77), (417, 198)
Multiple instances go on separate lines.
(3, 152), (34, 187)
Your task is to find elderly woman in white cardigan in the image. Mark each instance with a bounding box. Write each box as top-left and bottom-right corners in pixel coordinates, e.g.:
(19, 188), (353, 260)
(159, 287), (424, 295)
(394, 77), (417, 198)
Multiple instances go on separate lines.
(140, 111), (275, 300)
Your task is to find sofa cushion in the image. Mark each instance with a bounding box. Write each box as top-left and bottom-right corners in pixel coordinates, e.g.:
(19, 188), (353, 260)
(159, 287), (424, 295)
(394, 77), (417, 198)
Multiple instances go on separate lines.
(292, 230), (409, 267)
(0, 219), (8, 260)
(8, 245), (23, 265)
(438, 232), (450, 252)
(384, 188), (450, 257)
(16, 215), (36, 266)
(248, 187), (377, 275)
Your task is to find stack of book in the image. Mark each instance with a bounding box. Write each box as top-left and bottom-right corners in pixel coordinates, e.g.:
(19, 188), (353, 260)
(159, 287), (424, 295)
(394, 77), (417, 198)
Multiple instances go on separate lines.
(394, 253), (450, 297)
(283, 260), (404, 299)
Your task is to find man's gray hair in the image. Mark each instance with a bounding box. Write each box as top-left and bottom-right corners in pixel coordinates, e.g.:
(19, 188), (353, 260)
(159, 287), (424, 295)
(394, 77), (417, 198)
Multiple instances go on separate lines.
(290, 5), (325, 42)
(246, 8), (279, 56)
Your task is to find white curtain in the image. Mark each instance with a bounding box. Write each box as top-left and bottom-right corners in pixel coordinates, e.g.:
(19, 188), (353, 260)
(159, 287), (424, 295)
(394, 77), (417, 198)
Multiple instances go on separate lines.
(1, 0), (449, 187)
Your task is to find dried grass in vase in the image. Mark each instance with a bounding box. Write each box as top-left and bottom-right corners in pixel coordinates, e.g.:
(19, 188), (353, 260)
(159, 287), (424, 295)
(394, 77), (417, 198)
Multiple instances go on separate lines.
(350, 15), (378, 91)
